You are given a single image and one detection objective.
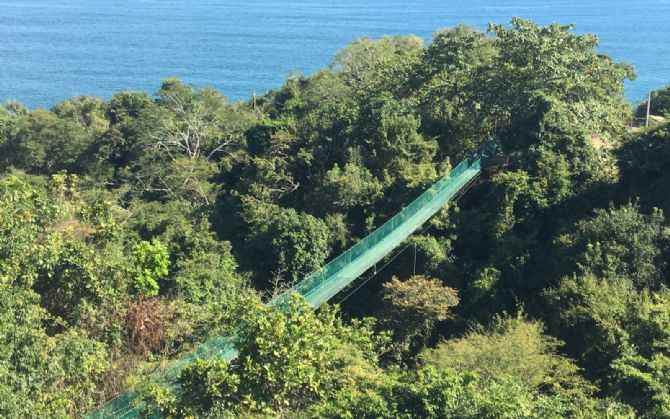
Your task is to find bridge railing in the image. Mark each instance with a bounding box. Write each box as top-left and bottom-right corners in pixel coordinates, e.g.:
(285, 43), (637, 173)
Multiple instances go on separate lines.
(88, 142), (496, 418)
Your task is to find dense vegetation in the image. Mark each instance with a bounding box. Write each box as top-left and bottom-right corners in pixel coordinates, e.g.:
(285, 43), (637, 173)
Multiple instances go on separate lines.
(1, 18), (670, 418)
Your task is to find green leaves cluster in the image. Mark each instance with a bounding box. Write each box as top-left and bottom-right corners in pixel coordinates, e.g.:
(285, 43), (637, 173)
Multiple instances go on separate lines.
(143, 295), (390, 417)
(146, 297), (627, 418)
(0, 174), (252, 416)
(132, 239), (169, 298)
(381, 275), (459, 353)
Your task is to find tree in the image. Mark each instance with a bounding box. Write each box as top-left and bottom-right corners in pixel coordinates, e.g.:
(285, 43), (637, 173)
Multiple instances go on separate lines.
(245, 206), (331, 283)
(151, 80), (248, 163)
(603, 285), (670, 417)
(420, 315), (594, 398)
(311, 364), (628, 418)
(486, 18), (634, 149)
(132, 79), (255, 205)
(356, 93), (440, 194)
(416, 25), (496, 159)
(545, 274), (638, 379)
(92, 91), (155, 173)
(3, 109), (91, 174)
(0, 285), (62, 417)
(172, 240), (241, 305)
(616, 122), (670, 214)
(142, 295), (390, 417)
(310, 162), (383, 213)
(611, 349), (670, 417)
(332, 35), (423, 97)
(0, 176), (115, 417)
(636, 84), (670, 118)
(1, 19), (666, 418)
(546, 275), (670, 417)
(381, 275), (459, 352)
(52, 96), (109, 139)
(0, 102), (27, 167)
(562, 204), (668, 289)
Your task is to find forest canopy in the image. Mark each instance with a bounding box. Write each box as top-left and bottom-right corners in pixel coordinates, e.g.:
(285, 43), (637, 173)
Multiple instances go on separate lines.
(1, 18), (669, 418)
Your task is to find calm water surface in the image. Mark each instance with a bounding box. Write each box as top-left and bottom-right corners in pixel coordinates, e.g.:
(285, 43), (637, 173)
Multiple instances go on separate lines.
(1, 0), (669, 108)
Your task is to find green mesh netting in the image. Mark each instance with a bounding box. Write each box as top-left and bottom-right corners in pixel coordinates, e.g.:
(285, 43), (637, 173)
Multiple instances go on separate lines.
(271, 157), (485, 309)
(88, 144), (495, 418)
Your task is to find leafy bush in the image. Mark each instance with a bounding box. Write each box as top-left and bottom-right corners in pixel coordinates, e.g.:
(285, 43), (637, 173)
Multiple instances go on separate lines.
(132, 239), (169, 298)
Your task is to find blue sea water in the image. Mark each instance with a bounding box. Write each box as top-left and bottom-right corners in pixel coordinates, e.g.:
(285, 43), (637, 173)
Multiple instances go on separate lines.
(1, 0), (669, 109)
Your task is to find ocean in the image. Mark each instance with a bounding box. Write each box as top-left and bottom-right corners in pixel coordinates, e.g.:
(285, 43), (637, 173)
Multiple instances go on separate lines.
(1, 0), (669, 108)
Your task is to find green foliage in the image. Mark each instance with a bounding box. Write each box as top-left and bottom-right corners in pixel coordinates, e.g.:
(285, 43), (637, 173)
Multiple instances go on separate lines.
(488, 170), (539, 238)
(172, 241), (240, 304)
(311, 162), (383, 212)
(145, 298), (621, 418)
(393, 367), (536, 419)
(469, 266), (501, 299)
(172, 358), (239, 417)
(53, 331), (112, 415)
(132, 239), (169, 298)
(232, 297), (386, 414)
(402, 234), (453, 275)
(420, 316), (593, 397)
(333, 35), (423, 96)
(381, 275), (459, 351)
(52, 96), (110, 138)
(546, 275), (638, 376)
(127, 79), (256, 205)
(487, 17), (634, 147)
(611, 352), (670, 418)
(0, 285), (62, 417)
(546, 275), (670, 417)
(0, 176), (56, 284)
(3, 109), (92, 174)
(416, 25), (496, 158)
(358, 92), (440, 191)
(636, 85), (670, 118)
(0, 173), (249, 415)
(245, 206), (331, 282)
(607, 287), (670, 417)
(310, 364), (628, 419)
(0, 19), (666, 418)
(617, 122), (670, 213)
(93, 91), (155, 172)
(143, 295), (390, 417)
(0, 177), (114, 414)
(564, 204), (668, 288)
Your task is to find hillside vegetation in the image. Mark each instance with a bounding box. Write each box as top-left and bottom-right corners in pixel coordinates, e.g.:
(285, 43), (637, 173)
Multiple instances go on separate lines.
(1, 18), (670, 418)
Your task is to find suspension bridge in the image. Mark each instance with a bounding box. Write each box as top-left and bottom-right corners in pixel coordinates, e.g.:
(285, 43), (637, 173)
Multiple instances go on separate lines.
(89, 143), (496, 418)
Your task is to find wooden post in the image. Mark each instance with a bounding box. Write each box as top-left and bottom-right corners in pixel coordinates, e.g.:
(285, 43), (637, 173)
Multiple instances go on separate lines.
(646, 90), (653, 127)
(413, 242), (417, 275)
